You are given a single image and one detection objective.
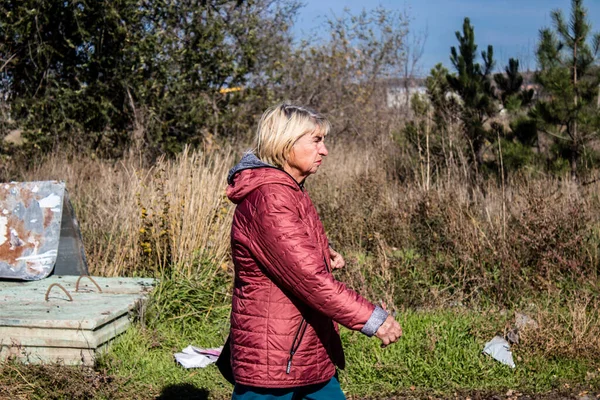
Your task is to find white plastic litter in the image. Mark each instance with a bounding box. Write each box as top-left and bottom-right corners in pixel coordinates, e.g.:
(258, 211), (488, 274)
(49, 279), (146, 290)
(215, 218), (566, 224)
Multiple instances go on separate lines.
(482, 336), (516, 368)
(174, 345), (223, 369)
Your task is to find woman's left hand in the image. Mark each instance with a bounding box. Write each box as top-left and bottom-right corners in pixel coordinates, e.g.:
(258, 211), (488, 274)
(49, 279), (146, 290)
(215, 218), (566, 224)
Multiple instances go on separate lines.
(329, 247), (346, 270)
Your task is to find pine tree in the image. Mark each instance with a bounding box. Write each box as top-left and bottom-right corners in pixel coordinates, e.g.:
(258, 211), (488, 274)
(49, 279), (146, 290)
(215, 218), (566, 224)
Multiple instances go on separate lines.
(534, 0), (600, 179)
(447, 18), (498, 171)
(494, 58), (534, 111)
(427, 64), (459, 126)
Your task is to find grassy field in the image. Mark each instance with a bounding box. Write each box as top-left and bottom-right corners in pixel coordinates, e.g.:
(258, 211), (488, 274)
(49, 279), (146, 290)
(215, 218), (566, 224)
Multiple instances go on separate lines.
(2, 301), (599, 399)
(96, 276), (600, 399)
(2, 145), (600, 399)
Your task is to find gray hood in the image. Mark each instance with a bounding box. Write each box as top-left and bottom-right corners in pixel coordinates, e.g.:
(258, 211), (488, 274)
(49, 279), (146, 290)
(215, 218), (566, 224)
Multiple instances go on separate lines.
(227, 151), (274, 185)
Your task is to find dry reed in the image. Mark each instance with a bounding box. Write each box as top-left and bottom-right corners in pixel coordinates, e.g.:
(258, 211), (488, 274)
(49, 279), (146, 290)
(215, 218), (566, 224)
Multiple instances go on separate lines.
(23, 147), (234, 278)
(13, 137), (600, 359)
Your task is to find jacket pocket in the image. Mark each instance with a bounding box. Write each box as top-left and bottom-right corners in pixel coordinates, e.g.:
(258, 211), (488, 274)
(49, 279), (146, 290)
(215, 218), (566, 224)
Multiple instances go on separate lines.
(286, 318), (307, 374)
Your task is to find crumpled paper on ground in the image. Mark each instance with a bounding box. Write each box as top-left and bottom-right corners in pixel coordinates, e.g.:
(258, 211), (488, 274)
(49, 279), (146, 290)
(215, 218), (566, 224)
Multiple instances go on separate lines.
(174, 345), (223, 368)
(483, 336), (516, 368)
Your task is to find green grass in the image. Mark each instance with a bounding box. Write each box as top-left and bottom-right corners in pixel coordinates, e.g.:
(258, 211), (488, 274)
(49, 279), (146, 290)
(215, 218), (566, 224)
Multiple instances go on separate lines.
(97, 320), (231, 398)
(340, 310), (600, 397)
(96, 307), (600, 399)
(3, 272), (598, 399)
(95, 271), (234, 399)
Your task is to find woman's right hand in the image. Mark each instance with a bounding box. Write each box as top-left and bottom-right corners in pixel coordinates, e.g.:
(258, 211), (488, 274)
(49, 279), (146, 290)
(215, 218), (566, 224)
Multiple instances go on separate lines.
(375, 315), (402, 347)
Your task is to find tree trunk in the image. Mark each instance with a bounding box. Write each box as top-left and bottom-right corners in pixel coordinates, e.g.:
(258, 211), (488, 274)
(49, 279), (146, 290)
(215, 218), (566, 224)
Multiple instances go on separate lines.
(572, 39), (578, 180)
(476, 142), (485, 169)
(570, 146), (579, 181)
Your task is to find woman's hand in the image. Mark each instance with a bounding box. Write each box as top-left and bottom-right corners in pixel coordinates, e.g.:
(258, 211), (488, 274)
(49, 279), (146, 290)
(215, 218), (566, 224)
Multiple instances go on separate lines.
(375, 315), (403, 348)
(329, 247), (346, 270)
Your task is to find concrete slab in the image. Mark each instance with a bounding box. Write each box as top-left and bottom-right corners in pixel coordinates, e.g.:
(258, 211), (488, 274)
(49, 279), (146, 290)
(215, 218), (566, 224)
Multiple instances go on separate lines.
(0, 275), (155, 366)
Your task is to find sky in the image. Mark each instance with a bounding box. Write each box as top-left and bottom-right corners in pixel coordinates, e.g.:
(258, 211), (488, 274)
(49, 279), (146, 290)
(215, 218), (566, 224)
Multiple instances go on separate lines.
(293, 0), (600, 77)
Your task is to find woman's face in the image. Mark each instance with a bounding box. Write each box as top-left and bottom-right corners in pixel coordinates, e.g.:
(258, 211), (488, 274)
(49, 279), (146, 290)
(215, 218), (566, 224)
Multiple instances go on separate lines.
(284, 129), (328, 183)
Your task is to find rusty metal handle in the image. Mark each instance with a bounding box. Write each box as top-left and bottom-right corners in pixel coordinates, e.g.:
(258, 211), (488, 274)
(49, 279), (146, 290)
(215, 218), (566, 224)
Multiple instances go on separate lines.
(75, 275), (102, 293)
(45, 283), (73, 302)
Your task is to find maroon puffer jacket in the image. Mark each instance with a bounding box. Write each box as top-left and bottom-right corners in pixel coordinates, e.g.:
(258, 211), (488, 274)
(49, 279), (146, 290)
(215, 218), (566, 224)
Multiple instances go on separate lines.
(226, 153), (387, 388)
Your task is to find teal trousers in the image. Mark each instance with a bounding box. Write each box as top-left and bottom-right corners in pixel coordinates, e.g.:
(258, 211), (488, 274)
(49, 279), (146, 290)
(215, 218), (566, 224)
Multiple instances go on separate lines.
(231, 375), (346, 400)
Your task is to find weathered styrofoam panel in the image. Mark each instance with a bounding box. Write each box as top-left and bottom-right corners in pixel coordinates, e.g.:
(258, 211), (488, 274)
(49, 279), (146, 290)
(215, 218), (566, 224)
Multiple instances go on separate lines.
(0, 181), (65, 280)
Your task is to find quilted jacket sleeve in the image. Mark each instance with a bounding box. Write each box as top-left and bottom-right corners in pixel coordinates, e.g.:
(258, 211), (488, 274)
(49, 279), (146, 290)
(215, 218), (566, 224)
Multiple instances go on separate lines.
(247, 186), (379, 332)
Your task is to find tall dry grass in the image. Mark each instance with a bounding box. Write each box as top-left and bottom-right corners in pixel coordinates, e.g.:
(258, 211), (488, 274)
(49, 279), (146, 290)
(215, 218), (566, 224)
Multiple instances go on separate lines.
(20, 140), (600, 296)
(308, 140), (600, 359)
(14, 136), (600, 358)
(23, 146), (234, 278)
(310, 140), (600, 305)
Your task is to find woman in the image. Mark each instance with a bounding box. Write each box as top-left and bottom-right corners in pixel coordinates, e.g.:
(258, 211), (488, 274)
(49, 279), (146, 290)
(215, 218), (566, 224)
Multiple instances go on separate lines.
(225, 103), (402, 399)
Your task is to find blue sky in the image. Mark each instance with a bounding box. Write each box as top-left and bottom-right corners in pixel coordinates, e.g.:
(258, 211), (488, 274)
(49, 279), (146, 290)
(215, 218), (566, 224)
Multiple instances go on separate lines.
(293, 0), (600, 77)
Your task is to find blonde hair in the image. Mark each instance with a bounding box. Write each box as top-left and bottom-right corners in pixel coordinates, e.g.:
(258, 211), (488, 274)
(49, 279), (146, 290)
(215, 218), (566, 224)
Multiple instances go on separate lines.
(254, 103), (331, 168)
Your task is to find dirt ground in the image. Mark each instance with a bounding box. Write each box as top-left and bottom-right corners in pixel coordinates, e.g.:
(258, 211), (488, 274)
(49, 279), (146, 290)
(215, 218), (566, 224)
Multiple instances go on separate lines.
(0, 364), (598, 400)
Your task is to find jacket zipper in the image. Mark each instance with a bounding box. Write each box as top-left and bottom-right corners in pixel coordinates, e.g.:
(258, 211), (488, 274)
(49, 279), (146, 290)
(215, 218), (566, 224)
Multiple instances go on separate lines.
(286, 318), (308, 374)
(286, 260), (331, 374)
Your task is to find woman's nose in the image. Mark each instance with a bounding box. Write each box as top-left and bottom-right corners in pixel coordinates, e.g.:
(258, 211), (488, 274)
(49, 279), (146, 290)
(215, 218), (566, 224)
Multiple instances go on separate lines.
(319, 142), (328, 156)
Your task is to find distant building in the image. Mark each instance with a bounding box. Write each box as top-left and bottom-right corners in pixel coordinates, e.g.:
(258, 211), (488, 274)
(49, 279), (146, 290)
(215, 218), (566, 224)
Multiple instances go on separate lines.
(384, 71), (546, 110)
(384, 77), (428, 109)
(386, 85), (427, 109)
